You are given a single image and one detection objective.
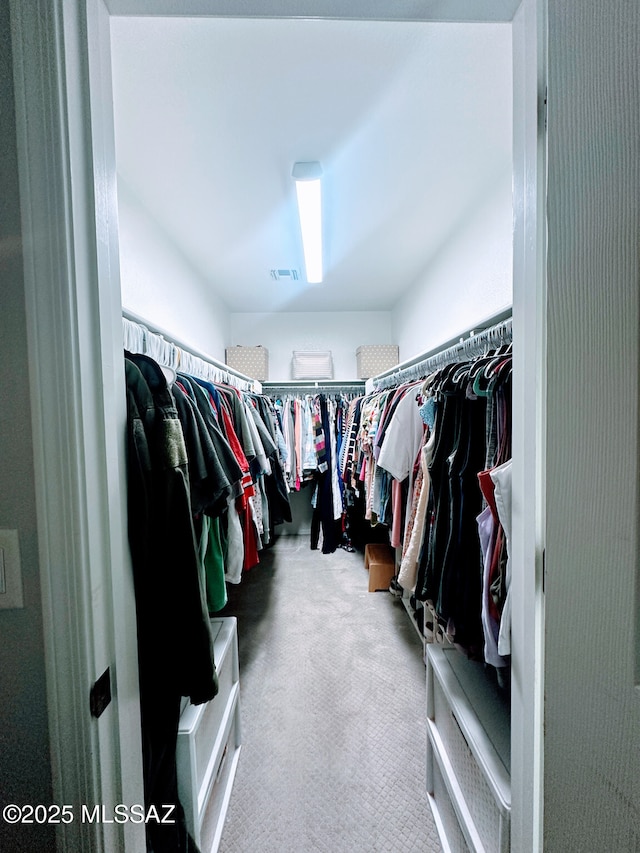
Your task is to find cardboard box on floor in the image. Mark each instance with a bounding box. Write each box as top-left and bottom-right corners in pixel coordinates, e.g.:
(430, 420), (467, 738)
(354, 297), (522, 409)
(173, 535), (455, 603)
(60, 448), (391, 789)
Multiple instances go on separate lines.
(364, 543), (396, 592)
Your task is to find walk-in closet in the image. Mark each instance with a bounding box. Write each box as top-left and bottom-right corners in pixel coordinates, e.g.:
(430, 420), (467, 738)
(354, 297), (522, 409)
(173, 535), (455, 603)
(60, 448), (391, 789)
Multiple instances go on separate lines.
(5, 1), (640, 853)
(111, 12), (516, 852)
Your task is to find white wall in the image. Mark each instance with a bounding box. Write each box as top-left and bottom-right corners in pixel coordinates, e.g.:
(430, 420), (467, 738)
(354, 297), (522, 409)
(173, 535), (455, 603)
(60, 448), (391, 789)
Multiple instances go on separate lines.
(229, 310), (393, 381)
(0, 6), (54, 849)
(392, 172), (513, 360)
(118, 183), (230, 358)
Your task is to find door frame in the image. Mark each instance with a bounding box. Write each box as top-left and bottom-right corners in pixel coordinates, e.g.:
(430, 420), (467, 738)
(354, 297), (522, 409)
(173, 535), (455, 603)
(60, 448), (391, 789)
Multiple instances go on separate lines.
(10, 1), (546, 850)
(10, 1), (145, 850)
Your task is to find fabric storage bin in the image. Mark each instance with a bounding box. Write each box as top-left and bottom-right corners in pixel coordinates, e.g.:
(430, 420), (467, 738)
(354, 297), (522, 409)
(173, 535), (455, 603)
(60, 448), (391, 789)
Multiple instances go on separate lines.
(291, 350), (333, 380)
(356, 344), (399, 379)
(225, 345), (269, 380)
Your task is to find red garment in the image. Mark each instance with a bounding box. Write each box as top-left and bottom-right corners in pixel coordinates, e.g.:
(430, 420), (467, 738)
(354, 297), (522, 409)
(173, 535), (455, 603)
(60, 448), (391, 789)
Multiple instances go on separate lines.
(241, 501), (260, 571)
(220, 406), (249, 471)
(215, 397), (256, 508)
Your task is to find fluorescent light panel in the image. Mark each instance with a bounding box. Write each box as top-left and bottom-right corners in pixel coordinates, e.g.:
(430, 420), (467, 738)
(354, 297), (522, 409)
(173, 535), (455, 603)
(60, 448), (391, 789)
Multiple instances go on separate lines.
(292, 162), (323, 284)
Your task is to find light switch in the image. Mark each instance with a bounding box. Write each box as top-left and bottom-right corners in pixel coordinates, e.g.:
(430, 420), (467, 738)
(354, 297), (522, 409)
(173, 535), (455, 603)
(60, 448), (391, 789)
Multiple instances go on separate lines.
(0, 530), (24, 610)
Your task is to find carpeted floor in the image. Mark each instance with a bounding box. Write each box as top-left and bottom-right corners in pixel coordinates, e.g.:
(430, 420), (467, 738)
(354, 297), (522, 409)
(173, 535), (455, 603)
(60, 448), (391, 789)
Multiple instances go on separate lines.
(217, 535), (442, 853)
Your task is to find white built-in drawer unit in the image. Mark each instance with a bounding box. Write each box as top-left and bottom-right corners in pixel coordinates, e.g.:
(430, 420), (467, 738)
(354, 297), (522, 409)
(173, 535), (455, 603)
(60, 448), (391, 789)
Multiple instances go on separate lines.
(177, 617), (241, 853)
(426, 645), (510, 853)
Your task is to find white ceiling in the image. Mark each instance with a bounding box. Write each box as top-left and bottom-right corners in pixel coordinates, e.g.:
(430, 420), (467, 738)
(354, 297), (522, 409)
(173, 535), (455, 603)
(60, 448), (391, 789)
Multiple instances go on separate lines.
(110, 17), (512, 314)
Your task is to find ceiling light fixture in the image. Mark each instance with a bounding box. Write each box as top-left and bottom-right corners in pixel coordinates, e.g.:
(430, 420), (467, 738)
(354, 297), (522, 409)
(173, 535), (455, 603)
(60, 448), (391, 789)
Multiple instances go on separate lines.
(292, 161), (323, 284)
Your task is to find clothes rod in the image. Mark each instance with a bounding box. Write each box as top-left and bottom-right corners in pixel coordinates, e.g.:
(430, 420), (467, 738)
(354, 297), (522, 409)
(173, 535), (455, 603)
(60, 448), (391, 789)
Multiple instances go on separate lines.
(262, 380), (365, 388)
(372, 307), (512, 384)
(370, 311), (512, 392)
(263, 380), (366, 394)
(122, 308), (259, 390)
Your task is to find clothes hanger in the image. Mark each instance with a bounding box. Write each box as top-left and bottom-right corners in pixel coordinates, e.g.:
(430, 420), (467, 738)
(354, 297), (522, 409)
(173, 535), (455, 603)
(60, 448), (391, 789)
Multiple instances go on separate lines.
(468, 348), (499, 379)
(430, 361), (461, 391)
(472, 367), (493, 397)
(483, 349), (512, 380)
(421, 371), (440, 395)
(451, 361), (472, 385)
(492, 357), (513, 383)
(472, 348), (512, 395)
(439, 360), (472, 393)
(160, 364), (176, 385)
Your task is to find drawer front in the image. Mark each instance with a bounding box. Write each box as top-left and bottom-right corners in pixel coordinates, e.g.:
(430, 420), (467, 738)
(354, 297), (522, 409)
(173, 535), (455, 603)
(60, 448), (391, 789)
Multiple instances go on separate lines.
(177, 617), (240, 842)
(199, 700), (241, 853)
(429, 743), (470, 853)
(192, 646), (236, 794)
(433, 679), (507, 852)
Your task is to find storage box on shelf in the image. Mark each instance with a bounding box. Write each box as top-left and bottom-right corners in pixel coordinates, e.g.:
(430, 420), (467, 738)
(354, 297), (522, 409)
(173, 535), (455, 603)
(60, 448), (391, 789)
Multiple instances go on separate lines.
(426, 645), (510, 853)
(356, 344), (399, 379)
(225, 345), (269, 381)
(177, 617), (241, 853)
(291, 350), (333, 380)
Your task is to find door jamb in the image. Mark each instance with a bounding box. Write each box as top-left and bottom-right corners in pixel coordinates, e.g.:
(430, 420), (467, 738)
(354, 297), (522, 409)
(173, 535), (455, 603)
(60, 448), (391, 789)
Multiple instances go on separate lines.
(11, 1), (545, 850)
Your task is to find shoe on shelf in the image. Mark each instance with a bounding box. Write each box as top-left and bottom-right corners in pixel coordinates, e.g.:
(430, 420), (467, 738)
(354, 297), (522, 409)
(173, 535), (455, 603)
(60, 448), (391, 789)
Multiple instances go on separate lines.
(412, 604), (425, 635)
(388, 577), (404, 598)
(424, 619), (435, 643)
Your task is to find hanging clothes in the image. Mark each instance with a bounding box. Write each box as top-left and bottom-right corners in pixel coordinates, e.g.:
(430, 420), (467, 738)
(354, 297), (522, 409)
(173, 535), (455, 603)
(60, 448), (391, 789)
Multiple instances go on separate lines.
(124, 352), (218, 700)
(413, 352), (513, 665)
(341, 341), (513, 674)
(397, 430), (434, 591)
(491, 458), (513, 657)
(269, 391), (360, 552)
(124, 352), (218, 853)
(125, 342), (294, 595)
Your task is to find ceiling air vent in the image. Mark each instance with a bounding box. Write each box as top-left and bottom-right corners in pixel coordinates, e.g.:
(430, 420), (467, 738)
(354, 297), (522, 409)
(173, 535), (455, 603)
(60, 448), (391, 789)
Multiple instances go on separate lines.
(270, 268), (300, 281)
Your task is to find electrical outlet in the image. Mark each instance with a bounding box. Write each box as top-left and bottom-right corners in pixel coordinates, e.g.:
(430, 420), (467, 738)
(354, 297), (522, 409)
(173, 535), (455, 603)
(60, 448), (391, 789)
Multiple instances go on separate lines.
(0, 530), (24, 609)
